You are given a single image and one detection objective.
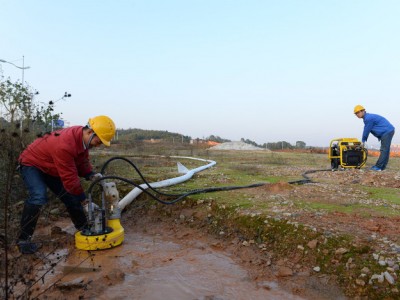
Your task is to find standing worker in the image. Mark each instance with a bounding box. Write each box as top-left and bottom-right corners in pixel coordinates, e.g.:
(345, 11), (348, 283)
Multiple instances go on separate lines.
(17, 115), (116, 254)
(354, 105), (395, 171)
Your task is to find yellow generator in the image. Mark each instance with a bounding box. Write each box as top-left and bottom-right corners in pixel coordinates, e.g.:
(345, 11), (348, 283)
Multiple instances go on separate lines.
(328, 138), (367, 170)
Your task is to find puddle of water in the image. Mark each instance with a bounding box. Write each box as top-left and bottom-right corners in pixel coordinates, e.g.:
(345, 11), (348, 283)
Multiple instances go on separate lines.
(32, 217), (305, 299)
(61, 230), (304, 300)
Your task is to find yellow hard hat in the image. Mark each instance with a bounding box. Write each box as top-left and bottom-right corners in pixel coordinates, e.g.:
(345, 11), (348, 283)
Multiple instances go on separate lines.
(353, 105), (365, 114)
(88, 115), (116, 146)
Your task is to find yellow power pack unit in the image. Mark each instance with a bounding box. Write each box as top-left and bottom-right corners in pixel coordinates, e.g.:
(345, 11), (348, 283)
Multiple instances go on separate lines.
(328, 138), (367, 170)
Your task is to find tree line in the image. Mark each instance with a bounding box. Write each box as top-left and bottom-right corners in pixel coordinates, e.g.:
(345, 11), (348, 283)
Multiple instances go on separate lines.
(116, 130), (305, 149)
(240, 138), (306, 150)
(116, 128), (192, 143)
(116, 130), (233, 144)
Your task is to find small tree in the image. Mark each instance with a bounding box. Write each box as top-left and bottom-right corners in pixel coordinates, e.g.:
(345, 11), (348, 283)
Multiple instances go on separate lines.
(265, 141), (293, 150)
(0, 78), (62, 299)
(296, 141), (306, 149)
(207, 135), (230, 143)
(240, 138), (264, 148)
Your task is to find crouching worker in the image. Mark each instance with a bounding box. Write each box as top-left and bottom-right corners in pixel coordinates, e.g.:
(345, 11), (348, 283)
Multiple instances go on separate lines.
(17, 115), (116, 254)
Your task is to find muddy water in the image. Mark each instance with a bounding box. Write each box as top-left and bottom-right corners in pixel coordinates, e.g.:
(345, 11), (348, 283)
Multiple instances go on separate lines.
(58, 226), (304, 300)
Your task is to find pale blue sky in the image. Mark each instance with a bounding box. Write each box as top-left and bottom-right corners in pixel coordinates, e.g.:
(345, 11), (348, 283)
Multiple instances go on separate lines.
(1, 1), (399, 147)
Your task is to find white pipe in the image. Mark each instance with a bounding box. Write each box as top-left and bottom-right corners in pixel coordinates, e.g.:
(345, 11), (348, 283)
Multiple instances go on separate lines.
(117, 156), (216, 210)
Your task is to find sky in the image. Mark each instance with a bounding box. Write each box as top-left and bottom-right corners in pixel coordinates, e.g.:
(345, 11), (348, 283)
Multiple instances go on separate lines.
(1, 0), (399, 147)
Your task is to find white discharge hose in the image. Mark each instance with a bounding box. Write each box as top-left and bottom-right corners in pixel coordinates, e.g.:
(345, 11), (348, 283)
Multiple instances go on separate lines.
(117, 156), (216, 210)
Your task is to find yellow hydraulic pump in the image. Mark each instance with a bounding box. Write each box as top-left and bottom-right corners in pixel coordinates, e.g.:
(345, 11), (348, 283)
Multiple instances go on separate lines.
(75, 181), (124, 250)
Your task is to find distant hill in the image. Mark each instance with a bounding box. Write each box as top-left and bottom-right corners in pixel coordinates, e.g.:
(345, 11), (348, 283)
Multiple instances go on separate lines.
(116, 128), (191, 143)
(115, 128), (232, 144)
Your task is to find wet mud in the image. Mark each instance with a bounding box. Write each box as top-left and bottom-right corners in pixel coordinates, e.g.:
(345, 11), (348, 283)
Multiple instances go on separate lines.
(43, 218), (305, 300)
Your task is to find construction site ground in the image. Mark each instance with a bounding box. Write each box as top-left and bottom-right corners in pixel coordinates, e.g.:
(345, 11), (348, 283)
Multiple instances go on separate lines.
(4, 150), (400, 299)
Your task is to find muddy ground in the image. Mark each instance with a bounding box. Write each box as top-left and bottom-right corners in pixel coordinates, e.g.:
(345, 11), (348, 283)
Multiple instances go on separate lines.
(5, 208), (345, 300)
(3, 162), (400, 299)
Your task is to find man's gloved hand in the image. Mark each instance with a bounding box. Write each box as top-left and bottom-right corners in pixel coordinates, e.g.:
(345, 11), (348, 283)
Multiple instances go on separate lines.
(361, 142), (367, 149)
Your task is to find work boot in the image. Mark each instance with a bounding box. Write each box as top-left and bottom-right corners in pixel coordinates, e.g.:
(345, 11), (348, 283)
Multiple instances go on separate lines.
(18, 203), (41, 241)
(17, 203), (42, 254)
(17, 239), (42, 254)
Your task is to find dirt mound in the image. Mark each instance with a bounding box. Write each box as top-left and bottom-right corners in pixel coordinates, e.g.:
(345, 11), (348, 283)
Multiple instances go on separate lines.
(209, 141), (271, 151)
(261, 182), (293, 193)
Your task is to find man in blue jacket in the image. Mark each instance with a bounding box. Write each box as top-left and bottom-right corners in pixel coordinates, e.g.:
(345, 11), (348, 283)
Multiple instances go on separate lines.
(354, 105), (395, 171)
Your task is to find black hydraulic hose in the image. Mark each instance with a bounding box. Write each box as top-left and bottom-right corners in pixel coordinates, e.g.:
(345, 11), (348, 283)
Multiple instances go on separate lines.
(99, 156), (266, 198)
(89, 175), (265, 205)
(100, 156), (183, 197)
(95, 156), (329, 203)
(100, 156), (154, 190)
(288, 169), (331, 185)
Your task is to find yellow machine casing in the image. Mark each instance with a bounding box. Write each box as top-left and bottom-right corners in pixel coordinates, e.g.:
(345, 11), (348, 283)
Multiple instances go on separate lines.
(328, 138), (367, 169)
(75, 218), (124, 251)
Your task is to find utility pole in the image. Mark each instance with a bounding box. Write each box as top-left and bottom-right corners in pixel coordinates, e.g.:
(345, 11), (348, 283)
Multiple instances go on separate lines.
(22, 56), (25, 84)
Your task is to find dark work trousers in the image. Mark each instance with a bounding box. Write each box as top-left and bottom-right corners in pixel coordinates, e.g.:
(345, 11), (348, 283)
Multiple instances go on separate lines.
(375, 130), (395, 170)
(18, 165), (87, 240)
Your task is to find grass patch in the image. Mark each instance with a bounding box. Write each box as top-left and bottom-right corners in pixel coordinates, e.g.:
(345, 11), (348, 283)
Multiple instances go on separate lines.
(365, 186), (400, 204)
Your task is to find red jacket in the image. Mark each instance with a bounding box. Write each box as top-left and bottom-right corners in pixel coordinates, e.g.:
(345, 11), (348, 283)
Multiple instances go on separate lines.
(19, 126), (93, 198)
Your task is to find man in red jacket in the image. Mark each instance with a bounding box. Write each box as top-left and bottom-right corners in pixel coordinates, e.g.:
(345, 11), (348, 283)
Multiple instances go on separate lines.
(17, 115), (116, 254)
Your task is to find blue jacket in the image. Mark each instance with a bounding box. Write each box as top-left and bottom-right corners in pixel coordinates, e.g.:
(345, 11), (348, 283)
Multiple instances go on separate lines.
(362, 113), (395, 142)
